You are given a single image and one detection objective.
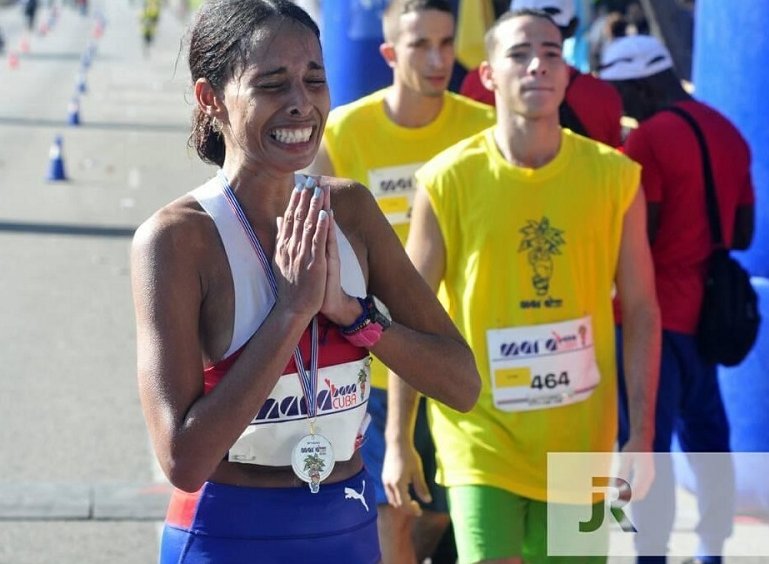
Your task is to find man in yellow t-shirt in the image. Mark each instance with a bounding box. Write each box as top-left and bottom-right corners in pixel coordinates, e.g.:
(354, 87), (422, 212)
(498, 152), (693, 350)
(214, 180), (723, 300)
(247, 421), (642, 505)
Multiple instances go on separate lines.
(384, 8), (661, 564)
(307, 2), (494, 563)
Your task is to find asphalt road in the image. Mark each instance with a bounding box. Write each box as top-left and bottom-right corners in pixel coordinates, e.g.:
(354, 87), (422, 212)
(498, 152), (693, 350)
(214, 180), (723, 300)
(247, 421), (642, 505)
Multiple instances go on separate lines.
(0, 2), (209, 562)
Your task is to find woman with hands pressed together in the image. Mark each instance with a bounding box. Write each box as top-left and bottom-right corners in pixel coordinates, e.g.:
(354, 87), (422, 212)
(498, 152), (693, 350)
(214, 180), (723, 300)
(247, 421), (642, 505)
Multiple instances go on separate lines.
(129, 1), (480, 562)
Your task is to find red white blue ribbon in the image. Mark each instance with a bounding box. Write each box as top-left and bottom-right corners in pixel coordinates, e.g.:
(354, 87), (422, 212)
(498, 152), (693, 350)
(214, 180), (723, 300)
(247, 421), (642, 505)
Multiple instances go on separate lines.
(217, 170), (320, 419)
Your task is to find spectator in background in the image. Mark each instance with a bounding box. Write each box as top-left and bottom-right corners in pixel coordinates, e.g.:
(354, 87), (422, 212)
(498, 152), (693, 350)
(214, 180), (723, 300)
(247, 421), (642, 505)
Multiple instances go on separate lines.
(386, 9), (659, 563)
(460, 0), (623, 147)
(22, 0), (39, 31)
(140, 0), (160, 56)
(307, 2), (494, 562)
(601, 34), (755, 564)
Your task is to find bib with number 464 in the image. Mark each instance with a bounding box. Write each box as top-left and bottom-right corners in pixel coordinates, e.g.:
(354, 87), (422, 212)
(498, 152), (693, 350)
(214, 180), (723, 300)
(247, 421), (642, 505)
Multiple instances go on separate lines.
(486, 315), (600, 412)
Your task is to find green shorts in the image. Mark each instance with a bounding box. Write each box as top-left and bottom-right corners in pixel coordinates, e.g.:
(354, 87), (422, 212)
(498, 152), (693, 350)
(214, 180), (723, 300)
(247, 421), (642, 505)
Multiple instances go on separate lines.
(448, 484), (608, 564)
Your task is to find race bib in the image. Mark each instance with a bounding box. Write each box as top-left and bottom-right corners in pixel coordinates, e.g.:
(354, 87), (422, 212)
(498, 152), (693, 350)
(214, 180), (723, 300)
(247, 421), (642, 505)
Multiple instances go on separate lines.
(368, 163), (421, 227)
(486, 316), (600, 412)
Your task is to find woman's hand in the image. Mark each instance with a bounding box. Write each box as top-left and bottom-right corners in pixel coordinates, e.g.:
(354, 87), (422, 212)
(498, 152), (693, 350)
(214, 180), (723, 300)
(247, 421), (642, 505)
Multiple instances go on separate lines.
(273, 176), (329, 318)
(317, 180), (365, 327)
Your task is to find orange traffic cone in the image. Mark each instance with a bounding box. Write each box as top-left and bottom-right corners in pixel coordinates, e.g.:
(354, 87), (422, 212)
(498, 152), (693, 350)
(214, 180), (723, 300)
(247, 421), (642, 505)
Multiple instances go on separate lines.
(92, 21), (104, 39)
(7, 50), (19, 70)
(46, 135), (67, 182)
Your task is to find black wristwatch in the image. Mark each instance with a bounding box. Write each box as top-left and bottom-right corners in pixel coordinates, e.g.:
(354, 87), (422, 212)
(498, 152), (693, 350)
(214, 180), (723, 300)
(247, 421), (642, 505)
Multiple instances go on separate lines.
(365, 294), (392, 331)
(341, 294), (392, 335)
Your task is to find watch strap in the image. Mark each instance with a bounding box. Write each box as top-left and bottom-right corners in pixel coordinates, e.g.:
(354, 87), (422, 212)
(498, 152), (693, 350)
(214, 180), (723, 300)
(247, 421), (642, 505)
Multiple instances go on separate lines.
(340, 297), (371, 335)
(342, 323), (384, 348)
(340, 295), (387, 348)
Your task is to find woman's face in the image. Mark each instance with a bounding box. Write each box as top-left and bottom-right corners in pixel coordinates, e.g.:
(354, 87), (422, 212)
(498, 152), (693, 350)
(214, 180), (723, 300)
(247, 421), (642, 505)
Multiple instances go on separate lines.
(220, 19), (329, 175)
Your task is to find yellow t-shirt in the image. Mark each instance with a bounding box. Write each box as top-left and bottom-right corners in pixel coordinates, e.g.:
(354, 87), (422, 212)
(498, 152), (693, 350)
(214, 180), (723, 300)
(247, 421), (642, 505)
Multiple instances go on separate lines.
(323, 88), (495, 389)
(417, 127), (640, 501)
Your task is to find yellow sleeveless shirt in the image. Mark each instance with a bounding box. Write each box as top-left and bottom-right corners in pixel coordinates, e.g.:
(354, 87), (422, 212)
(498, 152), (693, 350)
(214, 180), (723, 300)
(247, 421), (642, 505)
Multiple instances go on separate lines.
(417, 127), (640, 501)
(323, 88), (495, 388)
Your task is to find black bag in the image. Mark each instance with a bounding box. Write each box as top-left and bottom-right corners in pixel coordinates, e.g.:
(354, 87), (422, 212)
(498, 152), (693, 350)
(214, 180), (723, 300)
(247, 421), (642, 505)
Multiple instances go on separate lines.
(665, 106), (760, 366)
(698, 249), (760, 366)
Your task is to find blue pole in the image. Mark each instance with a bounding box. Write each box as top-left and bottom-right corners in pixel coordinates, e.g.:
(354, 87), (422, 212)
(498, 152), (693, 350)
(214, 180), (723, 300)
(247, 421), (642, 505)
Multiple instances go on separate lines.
(322, 0), (393, 109)
(693, 0), (769, 518)
(692, 0), (769, 276)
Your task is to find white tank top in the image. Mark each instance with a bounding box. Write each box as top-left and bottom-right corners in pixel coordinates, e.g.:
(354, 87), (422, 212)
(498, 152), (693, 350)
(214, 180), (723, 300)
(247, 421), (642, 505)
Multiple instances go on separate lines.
(191, 174), (371, 466)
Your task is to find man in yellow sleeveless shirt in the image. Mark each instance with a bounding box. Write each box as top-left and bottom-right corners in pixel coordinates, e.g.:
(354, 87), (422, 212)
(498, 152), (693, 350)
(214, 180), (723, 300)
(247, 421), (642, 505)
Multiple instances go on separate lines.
(384, 8), (661, 563)
(307, 1), (494, 562)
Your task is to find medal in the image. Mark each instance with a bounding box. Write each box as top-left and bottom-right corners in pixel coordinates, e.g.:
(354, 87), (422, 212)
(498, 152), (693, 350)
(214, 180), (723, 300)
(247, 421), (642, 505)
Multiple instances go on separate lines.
(220, 171), (334, 493)
(291, 431), (335, 493)
(286, 315), (336, 493)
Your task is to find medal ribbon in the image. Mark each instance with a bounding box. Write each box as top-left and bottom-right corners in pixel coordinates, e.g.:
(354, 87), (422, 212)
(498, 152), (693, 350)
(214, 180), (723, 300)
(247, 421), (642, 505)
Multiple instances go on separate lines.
(217, 170), (321, 420)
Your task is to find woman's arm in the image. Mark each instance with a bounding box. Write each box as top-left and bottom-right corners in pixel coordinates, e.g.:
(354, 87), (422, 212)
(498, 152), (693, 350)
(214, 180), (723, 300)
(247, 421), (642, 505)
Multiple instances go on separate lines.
(131, 187), (330, 492)
(382, 185), (457, 511)
(334, 182), (480, 412)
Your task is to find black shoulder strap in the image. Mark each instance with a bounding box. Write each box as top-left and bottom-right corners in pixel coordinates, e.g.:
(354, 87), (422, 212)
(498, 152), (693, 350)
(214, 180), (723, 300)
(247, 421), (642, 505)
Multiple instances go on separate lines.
(661, 105), (724, 247)
(559, 69), (589, 138)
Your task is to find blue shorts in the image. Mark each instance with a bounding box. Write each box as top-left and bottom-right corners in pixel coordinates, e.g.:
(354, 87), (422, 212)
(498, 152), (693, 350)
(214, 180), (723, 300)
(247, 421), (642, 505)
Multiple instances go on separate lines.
(361, 387), (448, 512)
(160, 469), (379, 564)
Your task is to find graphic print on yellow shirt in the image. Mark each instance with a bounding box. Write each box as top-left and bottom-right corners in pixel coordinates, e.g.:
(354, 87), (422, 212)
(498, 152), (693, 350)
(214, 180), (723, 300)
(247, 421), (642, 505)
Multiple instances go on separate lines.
(520, 216), (565, 301)
(416, 127), (640, 501)
(323, 88), (495, 389)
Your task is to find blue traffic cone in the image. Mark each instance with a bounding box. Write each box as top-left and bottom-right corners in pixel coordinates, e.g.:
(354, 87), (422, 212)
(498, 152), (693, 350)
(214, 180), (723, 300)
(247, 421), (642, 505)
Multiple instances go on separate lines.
(46, 135), (67, 182)
(76, 72), (87, 94)
(67, 98), (80, 126)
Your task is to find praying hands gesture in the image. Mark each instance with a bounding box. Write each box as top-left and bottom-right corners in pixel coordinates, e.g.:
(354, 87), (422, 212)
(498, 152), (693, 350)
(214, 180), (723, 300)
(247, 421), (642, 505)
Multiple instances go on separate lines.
(273, 175), (362, 329)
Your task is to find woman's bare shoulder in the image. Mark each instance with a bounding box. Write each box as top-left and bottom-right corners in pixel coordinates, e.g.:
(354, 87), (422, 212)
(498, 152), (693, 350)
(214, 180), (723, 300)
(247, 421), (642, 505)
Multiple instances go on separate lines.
(322, 175), (369, 197)
(321, 176), (377, 225)
(132, 192), (215, 267)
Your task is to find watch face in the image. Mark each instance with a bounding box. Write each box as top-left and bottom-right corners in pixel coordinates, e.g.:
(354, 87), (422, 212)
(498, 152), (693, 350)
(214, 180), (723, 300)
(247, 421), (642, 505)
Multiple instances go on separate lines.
(372, 295), (392, 327)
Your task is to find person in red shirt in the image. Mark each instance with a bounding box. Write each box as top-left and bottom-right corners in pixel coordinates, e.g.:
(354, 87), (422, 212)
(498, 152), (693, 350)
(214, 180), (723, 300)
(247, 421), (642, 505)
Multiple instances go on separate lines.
(460, 0), (623, 147)
(601, 34), (755, 564)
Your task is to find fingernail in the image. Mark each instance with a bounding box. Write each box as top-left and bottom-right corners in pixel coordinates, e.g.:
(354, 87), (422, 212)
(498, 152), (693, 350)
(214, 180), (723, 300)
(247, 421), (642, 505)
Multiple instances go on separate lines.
(304, 176), (316, 190)
(319, 209), (328, 220)
(313, 186), (322, 199)
(293, 182), (303, 193)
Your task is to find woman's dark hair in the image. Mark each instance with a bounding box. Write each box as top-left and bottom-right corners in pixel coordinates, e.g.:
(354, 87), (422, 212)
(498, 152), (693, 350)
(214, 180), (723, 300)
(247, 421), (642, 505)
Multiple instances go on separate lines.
(187, 0), (320, 167)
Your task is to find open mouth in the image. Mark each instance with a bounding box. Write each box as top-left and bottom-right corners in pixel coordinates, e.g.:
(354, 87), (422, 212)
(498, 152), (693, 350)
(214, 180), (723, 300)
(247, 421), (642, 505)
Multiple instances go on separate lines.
(269, 126), (314, 144)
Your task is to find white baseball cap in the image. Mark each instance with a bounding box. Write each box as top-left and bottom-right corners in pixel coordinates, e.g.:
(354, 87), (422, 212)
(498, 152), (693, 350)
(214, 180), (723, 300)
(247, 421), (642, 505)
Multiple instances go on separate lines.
(599, 35), (674, 81)
(509, 0), (576, 28)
